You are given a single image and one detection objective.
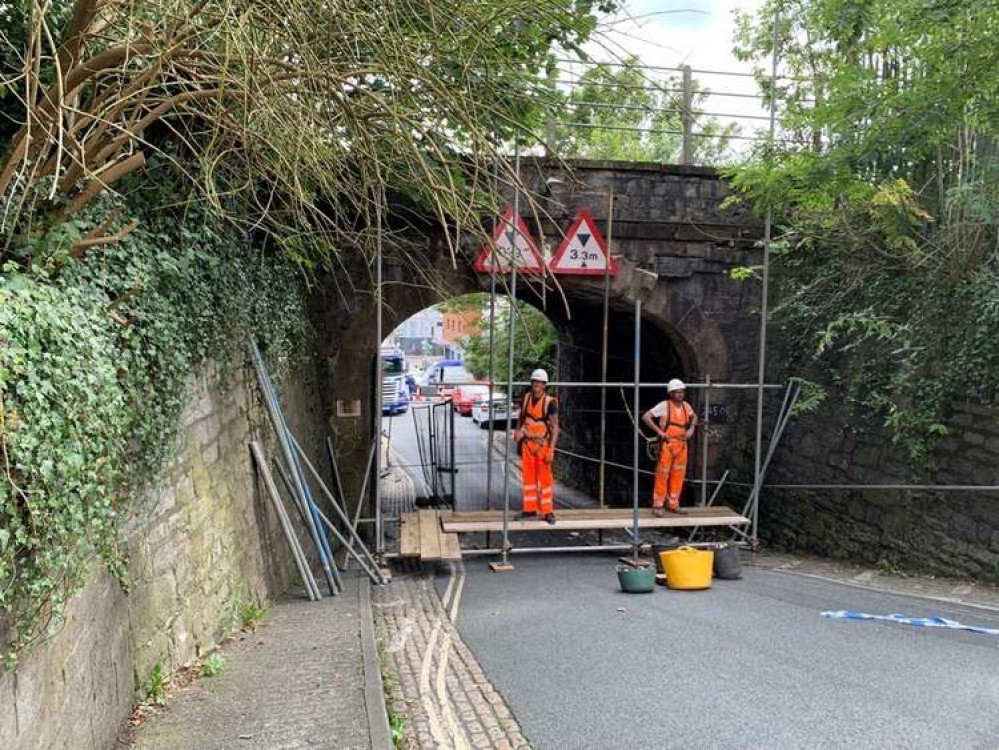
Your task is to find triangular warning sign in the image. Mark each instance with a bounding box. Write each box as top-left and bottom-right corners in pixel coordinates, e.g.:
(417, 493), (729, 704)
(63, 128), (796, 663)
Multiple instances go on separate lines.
(550, 210), (619, 276)
(473, 207), (544, 274)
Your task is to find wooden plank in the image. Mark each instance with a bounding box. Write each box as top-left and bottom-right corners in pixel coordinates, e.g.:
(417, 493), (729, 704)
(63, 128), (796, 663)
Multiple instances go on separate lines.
(418, 510), (442, 562)
(439, 509), (748, 534)
(399, 512), (421, 558)
(439, 532), (462, 561)
(441, 507), (738, 523)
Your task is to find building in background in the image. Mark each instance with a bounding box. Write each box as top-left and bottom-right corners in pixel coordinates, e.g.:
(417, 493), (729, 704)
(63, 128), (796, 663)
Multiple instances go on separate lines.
(442, 309), (480, 346)
(387, 304), (484, 367)
(391, 308), (444, 355)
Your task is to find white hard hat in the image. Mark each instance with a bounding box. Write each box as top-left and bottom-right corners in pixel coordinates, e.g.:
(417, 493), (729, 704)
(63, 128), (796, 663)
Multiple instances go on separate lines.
(530, 368), (549, 383)
(667, 378), (686, 393)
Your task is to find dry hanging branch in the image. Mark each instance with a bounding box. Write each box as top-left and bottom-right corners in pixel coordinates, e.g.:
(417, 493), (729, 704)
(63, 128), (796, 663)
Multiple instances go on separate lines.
(1, 0), (608, 280)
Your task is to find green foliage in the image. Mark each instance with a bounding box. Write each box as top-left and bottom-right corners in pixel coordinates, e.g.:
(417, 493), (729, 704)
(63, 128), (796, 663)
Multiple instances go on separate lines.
(1, 0), (616, 276)
(201, 652), (226, 678)
(731, 0), (999, 462)
(377, 635), (406, 748)
(239, 601), (266, 631)
(145, 661), (168, 704)
(0, 190), (308, 666)
(389, 712), (406, 748)
(461, 297), (557, 381)
(554, 56), (739, 164)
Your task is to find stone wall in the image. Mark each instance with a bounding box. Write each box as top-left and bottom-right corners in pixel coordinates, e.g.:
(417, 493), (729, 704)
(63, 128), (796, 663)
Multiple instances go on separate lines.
(0, 353), (331, 750)
(759, 397), (999, 579)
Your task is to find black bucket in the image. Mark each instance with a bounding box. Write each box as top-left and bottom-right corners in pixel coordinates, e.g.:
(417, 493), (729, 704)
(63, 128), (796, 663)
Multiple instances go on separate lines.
(712, 543), (742, 580)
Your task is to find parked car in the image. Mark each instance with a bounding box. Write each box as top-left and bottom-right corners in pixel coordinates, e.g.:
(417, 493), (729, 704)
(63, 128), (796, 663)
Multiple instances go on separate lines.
(452, 384), (491, 416)
(418, 359), (474, 400)
(472, 393), (519, 428)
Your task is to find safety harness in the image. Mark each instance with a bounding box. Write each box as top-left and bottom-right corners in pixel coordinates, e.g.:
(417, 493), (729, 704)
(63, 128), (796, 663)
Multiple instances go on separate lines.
(658, 400), (694, 439)
(521, 393), (555, 442)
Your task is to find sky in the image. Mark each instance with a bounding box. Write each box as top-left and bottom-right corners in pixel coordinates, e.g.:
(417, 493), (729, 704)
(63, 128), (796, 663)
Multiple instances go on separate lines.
(573, 0), (772, 144)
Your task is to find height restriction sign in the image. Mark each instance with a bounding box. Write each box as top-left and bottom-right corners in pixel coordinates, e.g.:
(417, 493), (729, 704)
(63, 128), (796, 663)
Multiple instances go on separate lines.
(473, 207), (544, 273)
(549, 210), (618, 275)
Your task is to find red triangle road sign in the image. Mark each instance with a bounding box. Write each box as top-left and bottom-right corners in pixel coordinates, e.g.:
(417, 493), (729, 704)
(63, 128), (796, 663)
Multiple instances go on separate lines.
(473, 207), (545, 274)
(550, 210), (618, 275)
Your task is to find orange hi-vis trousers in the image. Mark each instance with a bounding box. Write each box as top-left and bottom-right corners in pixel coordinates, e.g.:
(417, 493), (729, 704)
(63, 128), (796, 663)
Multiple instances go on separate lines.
(521, 440), (554, 515)
(653, 438), (687, 512)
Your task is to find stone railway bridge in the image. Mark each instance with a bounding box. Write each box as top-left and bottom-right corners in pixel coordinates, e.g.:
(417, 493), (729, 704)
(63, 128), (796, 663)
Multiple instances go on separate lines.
(311, 159), (765, 506)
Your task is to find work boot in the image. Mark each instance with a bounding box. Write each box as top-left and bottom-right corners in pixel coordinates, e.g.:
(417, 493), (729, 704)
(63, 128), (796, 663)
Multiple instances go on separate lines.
(544, 512), (556, 525)
(652, 507), (666, 518)
(515, 511), (537, 520)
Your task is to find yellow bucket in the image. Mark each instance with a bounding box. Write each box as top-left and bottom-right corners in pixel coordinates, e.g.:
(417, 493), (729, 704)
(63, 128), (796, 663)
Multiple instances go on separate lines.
(660, 546), (714, 590)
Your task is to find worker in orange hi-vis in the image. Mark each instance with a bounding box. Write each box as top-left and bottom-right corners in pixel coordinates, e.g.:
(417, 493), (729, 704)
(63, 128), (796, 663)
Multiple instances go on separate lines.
(513, 369), (559, 525)
(642, 379), (698, 517)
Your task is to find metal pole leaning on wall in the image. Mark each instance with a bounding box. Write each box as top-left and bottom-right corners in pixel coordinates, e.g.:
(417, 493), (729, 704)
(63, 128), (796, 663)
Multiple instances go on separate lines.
(631, 297), (642, 558)
(344, 444), (377, 570)
(288, 433), (383, 583)
(250, 441), (320, 601)
(752, 10), (781, 545)
(251, 343), (339, 596)
(262, 358), (342, 593)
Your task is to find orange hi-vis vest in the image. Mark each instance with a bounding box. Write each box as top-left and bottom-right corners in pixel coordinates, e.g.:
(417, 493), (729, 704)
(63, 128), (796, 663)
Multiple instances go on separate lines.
(522, 393), (555, 442)
(659, 400), (694, 440)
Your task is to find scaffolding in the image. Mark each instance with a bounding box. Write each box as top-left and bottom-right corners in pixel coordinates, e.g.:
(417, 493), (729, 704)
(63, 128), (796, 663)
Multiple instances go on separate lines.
(361, 15), (999, 575)
(369, 139), (790, 569)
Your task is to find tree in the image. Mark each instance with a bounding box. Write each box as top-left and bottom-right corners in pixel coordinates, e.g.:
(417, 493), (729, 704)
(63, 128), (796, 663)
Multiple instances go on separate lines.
(0, 0), (615, 663)
(462, 298), (557, 382)
(731, 0), (999, 460)
(553, 56), (740, 164)
(0, 0), (615, 269)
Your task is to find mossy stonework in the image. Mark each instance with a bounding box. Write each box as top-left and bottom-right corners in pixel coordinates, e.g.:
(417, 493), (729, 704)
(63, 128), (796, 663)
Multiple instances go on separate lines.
(0, 360), (329, 750)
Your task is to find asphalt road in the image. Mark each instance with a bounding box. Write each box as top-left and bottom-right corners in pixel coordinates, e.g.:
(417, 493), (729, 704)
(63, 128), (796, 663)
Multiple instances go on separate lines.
(384, 406), (595, 515)
(454, 554), (999, 750)
(384, 407), (510, 511)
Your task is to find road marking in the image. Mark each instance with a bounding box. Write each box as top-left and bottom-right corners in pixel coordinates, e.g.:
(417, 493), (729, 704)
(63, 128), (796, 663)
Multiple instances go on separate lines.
(436, 563), (468, 749)
(419, 565), (471, 750)
(419, 573), (456, 749)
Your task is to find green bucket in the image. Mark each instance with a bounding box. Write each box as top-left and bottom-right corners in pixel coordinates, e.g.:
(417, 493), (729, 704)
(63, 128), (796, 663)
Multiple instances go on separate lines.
(617, 565), (656, 593)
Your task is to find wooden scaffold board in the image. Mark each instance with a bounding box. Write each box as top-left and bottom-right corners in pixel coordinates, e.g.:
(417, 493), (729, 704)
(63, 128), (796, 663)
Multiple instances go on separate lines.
(439, 507), (748, 534)
(398, 510), (463, 563)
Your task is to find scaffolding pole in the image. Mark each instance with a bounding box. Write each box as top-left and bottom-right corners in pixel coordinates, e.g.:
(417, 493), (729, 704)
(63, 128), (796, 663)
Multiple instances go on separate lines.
(631, 296), (641, 558)
(598, 187), (614, 512)
(375, 184), (385, 568)
(486, 184), (498, 516)
(752, 8), (781, 545)
(495, 147), (520, 572)
(483, 381), (783, 390)
(700, 375), (711, 506)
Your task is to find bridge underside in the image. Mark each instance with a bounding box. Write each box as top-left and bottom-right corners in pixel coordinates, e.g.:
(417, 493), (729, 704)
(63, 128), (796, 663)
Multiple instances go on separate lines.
(309, 158), (764, 522)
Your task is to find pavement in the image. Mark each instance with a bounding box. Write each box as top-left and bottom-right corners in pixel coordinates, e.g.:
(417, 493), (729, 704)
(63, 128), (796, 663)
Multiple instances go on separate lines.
(454, 553), (999, 750)
(125, 572), (390, 750)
